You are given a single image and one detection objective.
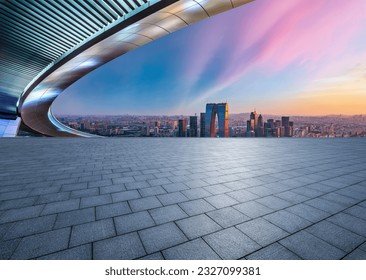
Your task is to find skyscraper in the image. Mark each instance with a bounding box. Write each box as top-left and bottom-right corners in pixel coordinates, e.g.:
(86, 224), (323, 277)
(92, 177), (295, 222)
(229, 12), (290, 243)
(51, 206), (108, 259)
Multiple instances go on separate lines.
(205, 103), (229, 137)
(247, 110), (262, 136)
(257, 114), (265, 137)
(200, 113), (206, 137)
(190, 115), (198, 137)
(282, 116), (294, 137)
(178, 119), (186, 137)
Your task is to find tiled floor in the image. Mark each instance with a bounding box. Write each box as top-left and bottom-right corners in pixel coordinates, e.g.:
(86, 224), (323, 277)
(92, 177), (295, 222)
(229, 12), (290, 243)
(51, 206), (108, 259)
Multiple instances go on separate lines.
(0, 138), (366, 260)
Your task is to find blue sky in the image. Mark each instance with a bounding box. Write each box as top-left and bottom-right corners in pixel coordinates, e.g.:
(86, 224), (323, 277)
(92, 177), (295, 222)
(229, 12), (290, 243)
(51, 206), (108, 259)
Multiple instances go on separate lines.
(53, 0), (366, 116)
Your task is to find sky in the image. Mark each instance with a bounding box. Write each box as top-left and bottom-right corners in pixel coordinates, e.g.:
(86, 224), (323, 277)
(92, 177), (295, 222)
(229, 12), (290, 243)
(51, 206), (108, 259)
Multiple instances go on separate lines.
(53, 0), (366, 116)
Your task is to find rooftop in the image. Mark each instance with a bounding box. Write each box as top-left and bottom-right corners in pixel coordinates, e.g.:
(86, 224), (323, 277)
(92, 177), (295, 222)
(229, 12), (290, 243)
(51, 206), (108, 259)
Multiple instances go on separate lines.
(0, 138), (366, 260)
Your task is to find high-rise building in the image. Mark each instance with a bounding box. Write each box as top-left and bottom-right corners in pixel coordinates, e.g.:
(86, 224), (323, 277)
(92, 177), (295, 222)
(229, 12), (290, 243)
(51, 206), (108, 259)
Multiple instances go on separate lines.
(281, 116), (290, 127)
(250, 110), (258, 131)
(282, 116), (293, 137)
(247, 110), (263, 136)
(257, 114), (265, 137)
(205, 103), (229, 137)
(178, 119), (186, 137)
(200, 113), (206, 137)
(190, 115), (198, 137)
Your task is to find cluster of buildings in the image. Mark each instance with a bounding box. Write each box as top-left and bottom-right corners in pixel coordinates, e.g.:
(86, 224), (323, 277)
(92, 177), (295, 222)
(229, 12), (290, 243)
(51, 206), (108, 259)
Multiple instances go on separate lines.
(177, 103), (292, 138)
(245, 110), (294, 137)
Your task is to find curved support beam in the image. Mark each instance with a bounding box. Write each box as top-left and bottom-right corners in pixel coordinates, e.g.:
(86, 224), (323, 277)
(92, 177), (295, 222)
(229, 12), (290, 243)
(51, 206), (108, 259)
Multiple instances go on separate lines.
(19, 0), (254, 137)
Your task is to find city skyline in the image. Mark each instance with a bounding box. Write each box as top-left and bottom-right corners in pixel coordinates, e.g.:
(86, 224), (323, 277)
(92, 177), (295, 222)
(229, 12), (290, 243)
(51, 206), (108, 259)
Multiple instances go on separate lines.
(54, 106), (366, 139)
(53, 0), (366, 116)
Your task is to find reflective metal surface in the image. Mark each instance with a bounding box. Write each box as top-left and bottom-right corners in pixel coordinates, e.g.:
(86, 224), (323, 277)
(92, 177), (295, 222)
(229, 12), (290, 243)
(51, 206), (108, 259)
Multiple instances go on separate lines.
(4, 0), (254, 136)
(0, 0), (152, 118)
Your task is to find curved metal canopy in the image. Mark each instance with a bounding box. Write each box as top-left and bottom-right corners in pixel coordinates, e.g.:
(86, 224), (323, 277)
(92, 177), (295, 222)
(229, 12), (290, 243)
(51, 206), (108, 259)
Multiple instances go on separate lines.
(0, 0), (254, 136)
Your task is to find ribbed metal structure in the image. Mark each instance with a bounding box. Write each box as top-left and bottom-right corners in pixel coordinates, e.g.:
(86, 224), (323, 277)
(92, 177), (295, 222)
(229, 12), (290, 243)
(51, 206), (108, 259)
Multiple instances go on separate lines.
(0, 0), (150, 118)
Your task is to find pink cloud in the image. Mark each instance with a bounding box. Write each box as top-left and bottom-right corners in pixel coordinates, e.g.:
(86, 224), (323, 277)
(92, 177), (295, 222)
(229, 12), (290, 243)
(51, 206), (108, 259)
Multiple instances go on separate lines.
(190, 0), (366, 97)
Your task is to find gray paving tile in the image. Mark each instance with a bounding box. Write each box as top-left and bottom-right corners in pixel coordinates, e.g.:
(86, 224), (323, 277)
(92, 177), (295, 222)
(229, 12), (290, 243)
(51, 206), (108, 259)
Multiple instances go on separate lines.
(359, 242), (366, 252)
(306, 220), (364, 253)
(60, 182), (88, 192)
(0, 190), (31, 201)
(129, 196), (162, 212)
(163, 238), (221, 260)
(124, 181), (150, 190)
(304, 197), (346, 214)
(286, 204), (330, 223)
(139, 223), (188, 254)
(69, 219), (116, 247)
(246, 243), (301, 260)
(162, 183), (189, 193)
(134, 174), (155, 181)
(139, 252), (165, 260)
(181, 188), (211, 200)
(149, 205), (188, 224)
(0, 239), (21, 259)
(88, 179), (112, 188)
(306, 182), (338, 193)
(176, 214), (222, 240)
(204, 194), (238, 209)
(327, 213), (366, 237)
(236, 218), (289, 246)
(224, 181), (249, 191)
(96, 202), (131, 220)
(256, 196), (292, 210)
(179, 199), (215, 216)
(3, 215), (56, 240)
(227, 189), (259, 203)
(204, 184), (231, 195)
(112, 190), (141, 202)
(139, 186), (167, 197)
(336, 187), (366, 201)
(0, 205), (44, 224)
(279, 231), (345, 259)
(0, 223), (12, 239)
(274, 191), (308, 204)
(263, 210), (312, 233)
(291, 187), (324, 198)
(38, 244), (92, 260)
(54, 207), (95, 229)
(0, 197), (37, 211)
(80, 194), (112, 208)
(343, 249), (366, 260)
(100, 185), (126, 194)
(246, 186), (277, 197)
(29, 186), (61, 196)
(233, 201), (274, 219)
(184, 179), (209, 189)
(359, 201), (366, 208)
(157, 192), (188, 206)
(94, 232), (146, 260)
(204, 227), (260, 259)
(42, 199), (80, 215)
(344, 205), (366, 221)
(148, 178), (171, 187)
(11, 228), (71, 259)
(71, 188), (99, 198)
(207, 207), (250, 228)
(322, 192), (358, 206)
(36, 192), (70, 204)
(114, 211), (155, 234)
(241, 178), (265, 187)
